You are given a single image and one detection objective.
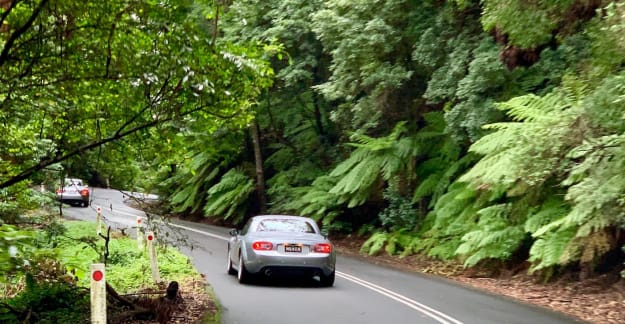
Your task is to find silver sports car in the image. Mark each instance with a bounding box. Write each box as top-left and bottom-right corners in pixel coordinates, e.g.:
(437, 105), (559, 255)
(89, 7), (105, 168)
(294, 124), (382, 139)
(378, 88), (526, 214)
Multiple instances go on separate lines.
(227, 215), (336, 286)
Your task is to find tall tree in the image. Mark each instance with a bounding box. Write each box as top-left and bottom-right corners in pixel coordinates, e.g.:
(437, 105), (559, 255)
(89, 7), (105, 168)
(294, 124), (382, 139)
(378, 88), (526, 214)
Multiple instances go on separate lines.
(0, 0), (272, 189)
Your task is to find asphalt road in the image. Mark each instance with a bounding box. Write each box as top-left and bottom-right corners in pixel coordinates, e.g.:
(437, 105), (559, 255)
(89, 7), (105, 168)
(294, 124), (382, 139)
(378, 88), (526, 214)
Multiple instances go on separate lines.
(61, 188), (584, 324)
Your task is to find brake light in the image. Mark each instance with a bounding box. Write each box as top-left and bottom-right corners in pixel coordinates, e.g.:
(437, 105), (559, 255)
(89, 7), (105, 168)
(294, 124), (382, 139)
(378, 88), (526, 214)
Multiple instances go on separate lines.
(252, 241), (273, 250)
(314, 243), (332, 253)
(80, 189), (89, 196)
(56, 189), (63, 194)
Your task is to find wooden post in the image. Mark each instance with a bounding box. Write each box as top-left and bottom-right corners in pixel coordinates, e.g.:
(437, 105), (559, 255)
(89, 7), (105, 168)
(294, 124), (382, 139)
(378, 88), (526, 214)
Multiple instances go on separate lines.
(96, 207), (102, 235)
(146, 231), (160, 283)
(90, 264), (106, 324)
(136, 216), (144, 251)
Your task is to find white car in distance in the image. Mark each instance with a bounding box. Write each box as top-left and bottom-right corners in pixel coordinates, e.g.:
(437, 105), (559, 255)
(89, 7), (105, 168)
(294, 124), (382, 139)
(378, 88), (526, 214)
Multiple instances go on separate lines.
(55, 178), (90, 207)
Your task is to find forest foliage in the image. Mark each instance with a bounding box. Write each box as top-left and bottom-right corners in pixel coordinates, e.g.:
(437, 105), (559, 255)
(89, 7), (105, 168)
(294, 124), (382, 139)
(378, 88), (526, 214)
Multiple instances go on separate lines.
(3, 0), (625, 280)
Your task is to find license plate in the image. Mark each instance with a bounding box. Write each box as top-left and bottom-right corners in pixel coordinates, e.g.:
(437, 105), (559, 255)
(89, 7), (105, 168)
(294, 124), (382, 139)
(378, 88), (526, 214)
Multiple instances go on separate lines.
(284, 245), (302, 253)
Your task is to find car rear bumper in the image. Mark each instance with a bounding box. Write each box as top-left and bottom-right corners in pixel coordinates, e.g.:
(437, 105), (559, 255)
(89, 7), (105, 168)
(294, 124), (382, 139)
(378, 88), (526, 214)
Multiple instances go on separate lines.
(56, 194), (89, 203)
(244, 251), (335, 276)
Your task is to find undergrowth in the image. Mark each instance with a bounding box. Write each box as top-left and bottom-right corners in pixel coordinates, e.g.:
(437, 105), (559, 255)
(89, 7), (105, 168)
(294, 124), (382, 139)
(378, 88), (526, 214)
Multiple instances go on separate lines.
(0, 220), (203, 323)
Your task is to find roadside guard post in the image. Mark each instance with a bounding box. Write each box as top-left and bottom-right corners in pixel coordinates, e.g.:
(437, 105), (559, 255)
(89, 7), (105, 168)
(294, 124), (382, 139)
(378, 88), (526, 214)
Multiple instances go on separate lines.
(90, 263), (106, 324)
(96, 206), (102, 235)
(136, 216), (144, 251)
(146, 231), (160, 282)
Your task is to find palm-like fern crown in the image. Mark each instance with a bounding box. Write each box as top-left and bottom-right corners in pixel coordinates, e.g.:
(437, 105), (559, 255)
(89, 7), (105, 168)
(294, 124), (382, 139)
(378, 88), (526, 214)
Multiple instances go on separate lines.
(460, 89), (583, 192)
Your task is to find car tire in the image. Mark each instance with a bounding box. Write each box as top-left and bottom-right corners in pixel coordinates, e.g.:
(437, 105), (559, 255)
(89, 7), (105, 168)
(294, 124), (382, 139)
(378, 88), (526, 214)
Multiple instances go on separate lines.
(237, 253), (251, 284)
(226, 248), (236, 275)
(82, 201), (89, 208)
(320, 270), (335, 287)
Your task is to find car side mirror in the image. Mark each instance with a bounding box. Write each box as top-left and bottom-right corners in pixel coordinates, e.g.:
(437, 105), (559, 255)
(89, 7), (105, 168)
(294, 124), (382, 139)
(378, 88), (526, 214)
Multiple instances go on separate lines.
(229, 229), (239, 236)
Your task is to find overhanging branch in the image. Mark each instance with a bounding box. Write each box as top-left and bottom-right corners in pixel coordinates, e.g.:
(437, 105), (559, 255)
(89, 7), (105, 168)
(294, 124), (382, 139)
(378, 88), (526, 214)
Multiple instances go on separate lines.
(0, 0), (49, 67)
(0, 104), (210, 189)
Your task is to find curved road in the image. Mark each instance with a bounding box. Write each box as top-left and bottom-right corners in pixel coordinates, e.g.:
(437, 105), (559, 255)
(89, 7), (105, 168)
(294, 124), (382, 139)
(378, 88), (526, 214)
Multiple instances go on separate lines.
(62, 188), (584, 324)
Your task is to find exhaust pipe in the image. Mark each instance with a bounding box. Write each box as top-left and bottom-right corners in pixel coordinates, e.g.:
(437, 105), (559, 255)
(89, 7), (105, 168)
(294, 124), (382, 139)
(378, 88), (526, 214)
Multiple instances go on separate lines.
(264, 269), (272, 277)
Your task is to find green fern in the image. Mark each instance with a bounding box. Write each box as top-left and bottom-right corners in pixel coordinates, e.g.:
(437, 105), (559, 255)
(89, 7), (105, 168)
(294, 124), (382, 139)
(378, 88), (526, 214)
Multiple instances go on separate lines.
(524, 196), (570, 234)
(360, 232), (389, 256)
(168, 152), (221, 213)
(456, 204), (526, 267)
(203, 169), (255, 223)
(281, 175), (342, 225)
(460, 91), (582, 190)
(329, 121), (416, 208)
(360, 230), (416, 256)
(409, 182), (482, 260)
(528, 228), (576, 273)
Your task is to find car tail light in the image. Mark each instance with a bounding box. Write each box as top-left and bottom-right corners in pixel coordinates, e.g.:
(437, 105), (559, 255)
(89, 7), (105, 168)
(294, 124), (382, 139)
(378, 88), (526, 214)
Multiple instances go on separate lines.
(314, 243), (332, 253)
(252, 241), (273, 250)
(80, 189), (89, 196)
(56, 189), (63, 194)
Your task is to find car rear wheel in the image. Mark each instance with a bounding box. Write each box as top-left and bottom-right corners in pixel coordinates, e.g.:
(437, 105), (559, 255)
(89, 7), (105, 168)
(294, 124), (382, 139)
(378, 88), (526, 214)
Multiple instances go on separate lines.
(82, 201), (89, 208)
(237, 254), (251, 284)
(319, 270), (335, 287)
(226, 249), (236, 275)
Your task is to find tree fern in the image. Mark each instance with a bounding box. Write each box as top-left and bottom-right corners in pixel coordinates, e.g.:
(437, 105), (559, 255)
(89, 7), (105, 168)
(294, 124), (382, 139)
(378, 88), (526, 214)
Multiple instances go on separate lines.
(412, 112), (476, 207)
(460, 91), (582, 190)
(524, 196), (570, 234)
(203, 169), (255, 223)
(168, 152), (221, 213)
(413, 153), (477, 208)
(329, 121), (415, 207)
(562, 134), (625, 238)
(456, 204), (526, 267)
(409, 182), (482, 260)
(528, 228), (576, 273)
(281, 175), (342, 226)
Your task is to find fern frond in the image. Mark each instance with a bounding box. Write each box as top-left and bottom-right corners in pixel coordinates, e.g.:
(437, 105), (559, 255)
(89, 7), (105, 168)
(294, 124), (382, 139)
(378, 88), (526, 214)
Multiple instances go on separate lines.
(524, 197), (569, 234)
(459, 87), (584, 198)
(455, 204), (526, 267)
(282, 175), (342, 223)
(497, 92), (570, 122)
(203, 169), (254, 222)
(528, 228), (576, 273)
(349, 121), (407, 150)
(360, 232), (389, 256)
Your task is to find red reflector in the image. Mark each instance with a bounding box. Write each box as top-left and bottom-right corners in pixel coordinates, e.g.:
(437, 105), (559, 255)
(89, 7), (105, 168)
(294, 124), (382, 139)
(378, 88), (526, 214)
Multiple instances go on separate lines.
(314, 243), (332, 253)
(252, 241), (273, 250)
(92, 270), (104, 282)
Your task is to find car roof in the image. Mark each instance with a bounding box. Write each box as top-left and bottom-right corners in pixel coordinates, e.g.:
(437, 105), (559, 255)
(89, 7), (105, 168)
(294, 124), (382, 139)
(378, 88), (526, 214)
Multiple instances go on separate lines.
(248, 215), (320, 234)
(251, 215), (313, 221)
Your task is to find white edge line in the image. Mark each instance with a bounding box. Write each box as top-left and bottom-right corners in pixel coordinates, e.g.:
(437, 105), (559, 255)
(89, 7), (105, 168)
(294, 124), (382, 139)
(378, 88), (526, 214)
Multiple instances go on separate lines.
(167, 222), (464, 324)
(338, 271), (463, 324)
(168, 222), (232, 242)
(336, 273), (454, 324)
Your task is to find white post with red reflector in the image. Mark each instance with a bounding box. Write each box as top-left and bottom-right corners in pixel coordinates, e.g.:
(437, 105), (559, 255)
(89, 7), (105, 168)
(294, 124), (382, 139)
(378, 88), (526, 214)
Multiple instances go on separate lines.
(90, 263), (106, 324)
(96, 207), (102, 235)
(146, 231), (160, 283)
(136, 216), (144, 251)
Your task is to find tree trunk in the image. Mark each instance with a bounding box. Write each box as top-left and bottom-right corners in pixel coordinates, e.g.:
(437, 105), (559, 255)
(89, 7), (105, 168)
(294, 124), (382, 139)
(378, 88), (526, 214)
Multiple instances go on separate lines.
(250, 120), (266, 213)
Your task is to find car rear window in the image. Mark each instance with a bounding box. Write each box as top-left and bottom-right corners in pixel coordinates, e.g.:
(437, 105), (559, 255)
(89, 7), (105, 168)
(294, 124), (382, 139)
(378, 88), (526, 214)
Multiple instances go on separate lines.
(256, 219), (315, 233)
(64, 179), (83, 186)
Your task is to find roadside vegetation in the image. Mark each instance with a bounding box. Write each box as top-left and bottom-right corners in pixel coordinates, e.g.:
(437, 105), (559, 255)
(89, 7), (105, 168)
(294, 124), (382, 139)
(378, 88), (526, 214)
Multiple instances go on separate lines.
(2, 0), (625, 322)
(0, 214), (216, 323)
